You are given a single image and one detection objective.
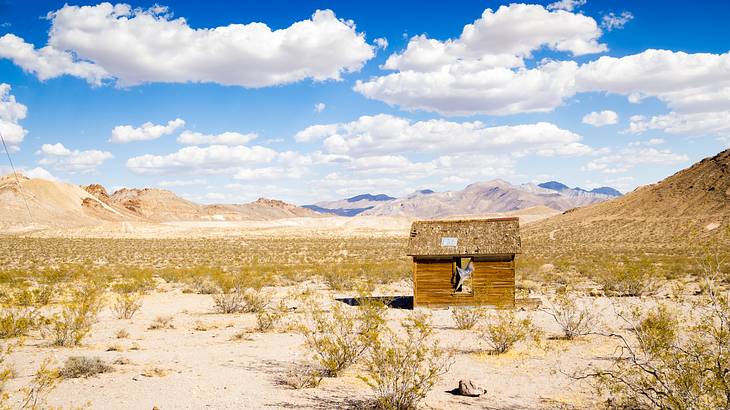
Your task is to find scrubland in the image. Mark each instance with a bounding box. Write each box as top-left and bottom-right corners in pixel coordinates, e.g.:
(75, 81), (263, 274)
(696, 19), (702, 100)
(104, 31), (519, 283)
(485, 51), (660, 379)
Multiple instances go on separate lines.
(0, 231), (727, 409)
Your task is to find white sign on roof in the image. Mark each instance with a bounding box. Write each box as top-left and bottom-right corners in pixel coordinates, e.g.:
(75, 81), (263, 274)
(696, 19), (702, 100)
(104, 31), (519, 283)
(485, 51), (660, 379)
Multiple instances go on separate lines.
(440, 237), (458, 247)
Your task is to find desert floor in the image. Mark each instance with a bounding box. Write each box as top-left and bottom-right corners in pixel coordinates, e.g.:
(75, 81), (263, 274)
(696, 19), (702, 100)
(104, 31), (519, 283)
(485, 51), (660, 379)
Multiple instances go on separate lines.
(6, 280), (658, 410)
(0, 217), (706, 409)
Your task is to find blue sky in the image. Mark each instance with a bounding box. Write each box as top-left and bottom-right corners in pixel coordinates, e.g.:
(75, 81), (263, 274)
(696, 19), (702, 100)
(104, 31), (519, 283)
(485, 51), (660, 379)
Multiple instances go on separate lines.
(0, 0), (728, 204)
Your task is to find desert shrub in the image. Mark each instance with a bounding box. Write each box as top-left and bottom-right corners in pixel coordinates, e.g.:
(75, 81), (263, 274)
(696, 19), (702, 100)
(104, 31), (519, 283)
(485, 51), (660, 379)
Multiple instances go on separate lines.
(148, 315), (174, 330)
(18, 357), (60, 410)
(255, 301), (288, 332)
(585, 281), (729, 409)
(480, 310), (537, 354)
(541, 293), (599, 339)
(47, 279), (105, 347)
(211, 271), (268, 314)
(299, 300), (386, 376)
(0, 309), (36, 339)
(595, 258), (660, 297)
(451, 307), (485, 330)
(115, 328), (129, 339)
(59, 356), (113, 379)
(283, 363), (324, 389)
(112, 292), (142, 320)
(0, 286), (53, 339)
(360, 312), (452, 410)
(0, 342), (16, 404)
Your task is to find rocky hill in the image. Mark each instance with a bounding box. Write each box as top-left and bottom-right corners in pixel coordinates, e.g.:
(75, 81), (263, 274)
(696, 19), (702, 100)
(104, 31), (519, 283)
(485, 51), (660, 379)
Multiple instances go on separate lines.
(0, 175), (320, 230)
(524, 149), (730, 249)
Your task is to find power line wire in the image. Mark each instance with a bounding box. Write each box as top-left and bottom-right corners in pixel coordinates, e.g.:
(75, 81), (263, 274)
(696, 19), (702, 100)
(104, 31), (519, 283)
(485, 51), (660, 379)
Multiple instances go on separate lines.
(0, 131), (32, 222)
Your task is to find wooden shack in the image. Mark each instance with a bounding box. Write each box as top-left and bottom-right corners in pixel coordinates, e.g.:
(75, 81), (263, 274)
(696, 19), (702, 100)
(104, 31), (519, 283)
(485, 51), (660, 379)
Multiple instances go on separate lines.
(407, 218), (521, 308)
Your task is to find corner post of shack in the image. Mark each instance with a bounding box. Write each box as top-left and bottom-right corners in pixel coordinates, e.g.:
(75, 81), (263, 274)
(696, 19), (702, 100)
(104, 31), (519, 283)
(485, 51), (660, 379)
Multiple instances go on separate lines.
(407, 218), (521, 308)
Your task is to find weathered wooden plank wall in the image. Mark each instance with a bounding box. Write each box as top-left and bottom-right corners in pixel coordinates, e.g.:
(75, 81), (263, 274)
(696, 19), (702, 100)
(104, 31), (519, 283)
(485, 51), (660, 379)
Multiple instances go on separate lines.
(413, 257), (515, 308)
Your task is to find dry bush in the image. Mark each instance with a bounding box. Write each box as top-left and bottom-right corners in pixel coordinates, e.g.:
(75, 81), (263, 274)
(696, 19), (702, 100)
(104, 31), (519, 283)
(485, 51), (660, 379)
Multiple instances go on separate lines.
(283, 362), (324, 389)
(480, 310), (538, 354)
(59, 356), (113, 379)
(47, 279), (105, 347)
(255, 301), (288, 332)
(0, 286), (52, 339)
(0, 308), (36, 339)
(595, 258), (660, 297)
(450, 307), (485, 330)
(359, 312), (452, 410)
(115, 328), (129, 339)
(0, 343), (61, 409)
(112, 292), (142, 320)
(211, 271), (269, 314)
(18, 357), (60, 410)
(541, 293), (599, 339)
(582, 259), (729, 409)
(299, 300), (386, 377)
(0, 342), (16, 404)
(148, 315), (174, 330)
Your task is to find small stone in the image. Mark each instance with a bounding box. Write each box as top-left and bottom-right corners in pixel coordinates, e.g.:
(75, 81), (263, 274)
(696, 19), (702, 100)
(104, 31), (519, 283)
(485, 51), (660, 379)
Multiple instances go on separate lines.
(457, 379), (485, 397)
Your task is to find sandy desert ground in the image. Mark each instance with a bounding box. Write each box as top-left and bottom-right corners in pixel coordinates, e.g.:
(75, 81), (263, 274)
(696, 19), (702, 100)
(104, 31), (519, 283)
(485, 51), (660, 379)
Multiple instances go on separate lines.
(4, 277), (698, 410)
(0, 212), (727, 410)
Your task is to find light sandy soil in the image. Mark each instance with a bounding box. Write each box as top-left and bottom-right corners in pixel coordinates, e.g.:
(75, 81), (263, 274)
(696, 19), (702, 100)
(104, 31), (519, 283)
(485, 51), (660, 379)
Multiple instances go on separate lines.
(4, 279), (661, 410)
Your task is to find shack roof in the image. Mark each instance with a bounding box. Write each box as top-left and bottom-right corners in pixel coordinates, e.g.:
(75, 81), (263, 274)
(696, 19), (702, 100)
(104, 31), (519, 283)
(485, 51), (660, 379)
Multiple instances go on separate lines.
(407, 217), (521, 257)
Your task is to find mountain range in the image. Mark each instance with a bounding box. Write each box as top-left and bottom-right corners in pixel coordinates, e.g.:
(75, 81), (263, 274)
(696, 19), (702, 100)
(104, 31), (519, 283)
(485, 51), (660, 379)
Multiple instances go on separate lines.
(306, 180), (621, 218)
(0, 175), (319, 230)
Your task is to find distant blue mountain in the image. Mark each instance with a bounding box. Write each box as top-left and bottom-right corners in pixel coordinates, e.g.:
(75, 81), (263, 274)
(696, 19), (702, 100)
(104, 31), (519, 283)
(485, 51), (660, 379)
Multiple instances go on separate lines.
(302, 204), (374, 217)
(346, 193), (395, 203)
(538, 181), (570, 191)
(539, 181), (621, 197)
(417, 189), (434, 195)
(590, 186), (622, 196)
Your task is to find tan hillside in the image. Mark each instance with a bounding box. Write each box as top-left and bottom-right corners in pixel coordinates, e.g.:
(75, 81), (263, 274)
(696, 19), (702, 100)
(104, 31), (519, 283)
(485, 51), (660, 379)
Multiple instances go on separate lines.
(109, 188), (204, 222)
(0, 175), (324, 231)
(524, 149), (730, 249)
(0, 174), (118, 230)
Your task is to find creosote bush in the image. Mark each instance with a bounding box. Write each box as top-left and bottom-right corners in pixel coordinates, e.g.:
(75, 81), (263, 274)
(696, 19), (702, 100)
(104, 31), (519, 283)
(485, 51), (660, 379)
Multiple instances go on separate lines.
(148, 315), (174, 330)
(283, 363), (324, 389)
(47, 279), (105, 347)
(299, 300), (386, 377)
(451, 307), (485, 330)
(255, 301), (288, 332)
(112, 292), (142, 320)
(595, 258), (660, 297)
(0, 286), (52, 339)
(211, 270), (269, 314)
(59, 356), (113, 379)
(541, 292), (599, 339)
(481, 310), (538, 354)
(359, 312), (452, 410)
(584, 276), (729, 409)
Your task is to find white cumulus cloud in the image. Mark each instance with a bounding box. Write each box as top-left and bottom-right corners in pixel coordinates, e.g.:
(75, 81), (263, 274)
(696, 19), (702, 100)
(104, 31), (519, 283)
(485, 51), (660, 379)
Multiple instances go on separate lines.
(126, 144), (278, 174)
(0, 4), (374, 88)
(110, 118), (185, 143)
(583, 147), (688, 174)
(177, 130), (257, 146)
(547, 0), (587, 12)
(601, 11), (634, 31)
(37, 143), (113, 172)
(0, 84), (28, 151)
(295, 114), (595, 157)
(313, 102), (326, 113)
(582, 110), (619, 127)
(0, 34), (110, 86)
(355, 4), (605, 116)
